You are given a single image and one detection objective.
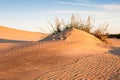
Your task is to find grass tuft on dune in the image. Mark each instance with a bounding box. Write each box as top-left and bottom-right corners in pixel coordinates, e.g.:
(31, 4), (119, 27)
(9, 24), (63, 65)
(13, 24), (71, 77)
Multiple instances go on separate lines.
(47, 14), (109, 42)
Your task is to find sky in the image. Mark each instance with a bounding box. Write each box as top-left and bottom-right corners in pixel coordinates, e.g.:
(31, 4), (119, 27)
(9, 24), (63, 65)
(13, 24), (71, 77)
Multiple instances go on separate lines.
(0, 0), (120, 33)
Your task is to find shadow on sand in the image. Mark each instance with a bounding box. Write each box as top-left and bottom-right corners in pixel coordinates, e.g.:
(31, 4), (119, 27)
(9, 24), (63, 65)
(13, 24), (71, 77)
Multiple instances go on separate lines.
(108, 47), (120, 56)
(0, 39), (31, 43)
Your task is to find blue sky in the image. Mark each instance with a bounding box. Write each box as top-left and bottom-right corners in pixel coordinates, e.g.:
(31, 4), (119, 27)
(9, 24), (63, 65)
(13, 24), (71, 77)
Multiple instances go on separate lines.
(0, 0), (120, 33)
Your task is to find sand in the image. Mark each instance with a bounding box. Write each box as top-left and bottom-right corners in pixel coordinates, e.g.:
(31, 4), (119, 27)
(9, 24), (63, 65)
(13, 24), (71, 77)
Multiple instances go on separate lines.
(0, 26), (48, 41)
(0, 27), (120, 80)
(37, 53), (120, 80)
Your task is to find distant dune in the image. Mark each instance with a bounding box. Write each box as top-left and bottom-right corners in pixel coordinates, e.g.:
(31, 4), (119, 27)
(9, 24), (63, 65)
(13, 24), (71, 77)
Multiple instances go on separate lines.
(0, 26), (48, 41)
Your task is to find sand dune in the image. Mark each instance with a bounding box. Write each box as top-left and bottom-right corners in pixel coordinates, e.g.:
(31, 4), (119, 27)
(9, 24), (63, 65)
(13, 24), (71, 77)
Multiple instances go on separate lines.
(0, 26), (48, 41)
(42, 28), (102, 44)
(0, 28), (120, 80)
(65, 28), (101, 43)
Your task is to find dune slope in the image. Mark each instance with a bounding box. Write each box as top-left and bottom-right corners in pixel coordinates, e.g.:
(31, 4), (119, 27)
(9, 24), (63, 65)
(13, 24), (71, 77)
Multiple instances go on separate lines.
(65, 28), (101, 43)
(0, 26), (48, 41)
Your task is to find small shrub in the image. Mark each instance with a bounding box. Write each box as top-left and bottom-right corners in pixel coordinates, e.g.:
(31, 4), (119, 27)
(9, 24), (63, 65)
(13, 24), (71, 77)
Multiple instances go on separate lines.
(48, 18), (62, 34)
(49, 14), (93, 34)
(69, 15), (93, 33)
(93, 22), (109, 42)
(75, 16), (92, 33)
(55, 18), (61, 33)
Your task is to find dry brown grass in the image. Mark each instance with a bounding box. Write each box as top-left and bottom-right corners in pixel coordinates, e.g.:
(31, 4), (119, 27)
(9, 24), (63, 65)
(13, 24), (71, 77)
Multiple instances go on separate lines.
(48, 14), (109, 42)
(69, 14), (92, 33)
(93, 22), (109, 42)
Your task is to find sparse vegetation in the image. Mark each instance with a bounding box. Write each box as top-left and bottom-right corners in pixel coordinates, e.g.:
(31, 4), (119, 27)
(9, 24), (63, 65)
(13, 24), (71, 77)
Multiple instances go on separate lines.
(93, 22), (109, 42)
(48, 14), (109, 42)
(48, 18), (62, 34)
(107, 34), (120, 39)
(69, 14), (92, 33)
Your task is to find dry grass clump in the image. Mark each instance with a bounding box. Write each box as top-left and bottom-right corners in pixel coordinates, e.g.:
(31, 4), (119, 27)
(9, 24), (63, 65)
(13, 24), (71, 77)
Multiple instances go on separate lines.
(69, 14), (92, 33)
(48, 18), (62, 34)
(49, 14), (93, 34)
(93, 22), (109, 42)
(48, 14), (109, 42)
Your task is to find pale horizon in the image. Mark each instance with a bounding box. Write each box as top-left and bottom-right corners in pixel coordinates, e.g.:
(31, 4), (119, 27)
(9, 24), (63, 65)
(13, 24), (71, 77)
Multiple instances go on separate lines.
(0, 0), (120, 34)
